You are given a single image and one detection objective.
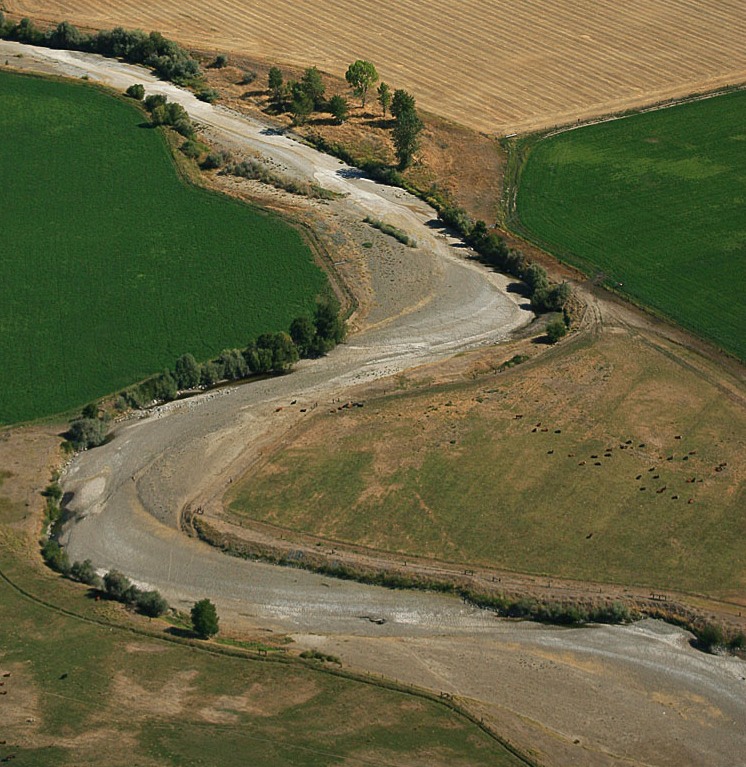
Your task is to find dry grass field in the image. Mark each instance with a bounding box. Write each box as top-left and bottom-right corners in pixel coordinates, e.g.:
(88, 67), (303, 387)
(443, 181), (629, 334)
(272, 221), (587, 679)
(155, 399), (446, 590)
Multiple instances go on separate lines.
(9, 0), (746, 134)
(228, 323), (746, 602)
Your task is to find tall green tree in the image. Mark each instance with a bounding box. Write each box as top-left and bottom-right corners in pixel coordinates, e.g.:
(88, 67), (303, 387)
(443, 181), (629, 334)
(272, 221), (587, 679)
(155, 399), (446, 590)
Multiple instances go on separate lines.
(268, 66), (284, 104)
(174, 353), (201, 390)
(391, 89), (416, 119)
(377, 82), (392, 117)
(191, 598), (219, 639)
(290, 84), (314, 125)
(390, 89), (422, 168)
(301, 66), (326, 108)
(328, 94), (349, 124)
(48, 21), (84, 49)
(345, 60), (378, 107)
(290, 316), (317, 357)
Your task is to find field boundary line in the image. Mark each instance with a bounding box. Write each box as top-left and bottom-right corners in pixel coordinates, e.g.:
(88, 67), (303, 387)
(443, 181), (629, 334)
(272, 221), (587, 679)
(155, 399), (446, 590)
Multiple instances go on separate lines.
(0, 544), (540, 767)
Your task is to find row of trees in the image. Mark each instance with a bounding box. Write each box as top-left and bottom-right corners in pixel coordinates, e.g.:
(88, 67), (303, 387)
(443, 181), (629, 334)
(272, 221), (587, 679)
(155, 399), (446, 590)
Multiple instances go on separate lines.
(40, 541), (169, 617)
(119, 299), (345, 411)
(0, 15), (201, 85)
(40, 535), (219, 637)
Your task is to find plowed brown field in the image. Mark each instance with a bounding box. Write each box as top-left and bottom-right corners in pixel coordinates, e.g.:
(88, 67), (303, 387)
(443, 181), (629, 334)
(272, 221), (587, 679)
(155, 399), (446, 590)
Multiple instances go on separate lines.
(9, 0), (746, 134)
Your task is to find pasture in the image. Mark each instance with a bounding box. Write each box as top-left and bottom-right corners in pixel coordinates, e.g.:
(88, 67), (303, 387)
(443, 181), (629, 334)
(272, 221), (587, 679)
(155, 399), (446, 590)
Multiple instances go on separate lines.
(0, 70), (326, 424)
(7, 0), (746, 134)
(0, 530), (524, 766)
(515, 90), (746, 360)
(228, 330), (746, 599)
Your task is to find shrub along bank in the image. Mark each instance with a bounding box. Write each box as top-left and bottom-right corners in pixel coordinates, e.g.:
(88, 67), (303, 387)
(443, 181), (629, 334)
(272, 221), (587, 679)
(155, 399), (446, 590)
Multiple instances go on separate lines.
(0, 13), (202, 86)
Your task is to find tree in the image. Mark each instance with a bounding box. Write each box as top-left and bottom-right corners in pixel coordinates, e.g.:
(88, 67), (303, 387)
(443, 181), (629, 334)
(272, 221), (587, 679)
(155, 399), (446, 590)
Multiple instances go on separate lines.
(289, 85), (314, 125)
(301, 66), (326, 109)
(218, 349), (248, 380)
(125, 83), (145, 100)
(313, 299), (345, 354)
(48, 21), (84, 50)
(268, 66), (284, 106)
(390, 89), (416, 119)
(213, 53), (229, 68)
(191, 598), (219, 639)
(68, 418), (108, 450)
(328, 94), (349, 124)
(377, 82), (392, 117)
(290, 316), (317, 357)
(136, 590), (169, 617)
(200, 360), (221, 387)
(104, 570), (132, 600)
(345, 60), (378, 107)
(152, 371), (178, 401)
(174, 353), (201, 390)
(545, 318), (568, 344)
(144, 93), (167, 112)
(392, 106), (423, 169)
(70, 559), (103, 588)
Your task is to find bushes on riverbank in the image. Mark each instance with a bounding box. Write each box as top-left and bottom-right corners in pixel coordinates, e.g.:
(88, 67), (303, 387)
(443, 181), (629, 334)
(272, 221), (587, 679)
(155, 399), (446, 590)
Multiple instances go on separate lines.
(119, 298), (345, 411)
(0, 16), (202, 86)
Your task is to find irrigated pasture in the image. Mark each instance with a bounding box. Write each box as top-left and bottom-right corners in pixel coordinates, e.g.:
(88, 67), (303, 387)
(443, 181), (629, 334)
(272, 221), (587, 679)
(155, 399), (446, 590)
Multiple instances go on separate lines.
(515, 90), (746, 360)
(0, 529), (524, 766)
(0, 70), (326, 424)
(8, 0), (746, 135)
(228, 330), (746, 599)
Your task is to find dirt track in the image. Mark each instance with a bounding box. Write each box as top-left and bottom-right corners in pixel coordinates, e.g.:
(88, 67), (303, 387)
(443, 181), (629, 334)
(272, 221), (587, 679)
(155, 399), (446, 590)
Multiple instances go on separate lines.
(4, 43), (745, 767)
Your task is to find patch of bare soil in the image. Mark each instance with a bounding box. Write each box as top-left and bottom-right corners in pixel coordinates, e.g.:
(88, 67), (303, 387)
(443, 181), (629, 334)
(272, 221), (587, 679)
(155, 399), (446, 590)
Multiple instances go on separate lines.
(110, 669), (198, 718)
(199, 677), (319, 723)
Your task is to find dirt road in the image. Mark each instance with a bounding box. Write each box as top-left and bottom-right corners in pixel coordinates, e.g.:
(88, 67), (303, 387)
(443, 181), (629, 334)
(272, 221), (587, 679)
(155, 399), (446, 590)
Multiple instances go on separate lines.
(5, 43), (745, 767)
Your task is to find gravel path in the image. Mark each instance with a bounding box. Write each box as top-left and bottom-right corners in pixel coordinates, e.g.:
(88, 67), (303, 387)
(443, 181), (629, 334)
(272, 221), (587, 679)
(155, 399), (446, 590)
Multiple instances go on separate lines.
(5, 42), (744, 767)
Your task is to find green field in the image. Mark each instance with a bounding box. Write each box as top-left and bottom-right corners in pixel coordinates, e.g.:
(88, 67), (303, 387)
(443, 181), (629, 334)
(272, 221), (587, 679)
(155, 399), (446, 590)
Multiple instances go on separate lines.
(514, 90), (746, 360)
(228, 332), (746, 598)
(0, 70), (327, 424)
(0, 529), (524, 766)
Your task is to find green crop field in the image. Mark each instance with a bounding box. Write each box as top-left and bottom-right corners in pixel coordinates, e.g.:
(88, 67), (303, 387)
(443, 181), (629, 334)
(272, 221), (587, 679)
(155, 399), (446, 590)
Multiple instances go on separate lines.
(514, 90), (746, 360)
(0, 70), (327, 424)
(0, 531), (524, 766)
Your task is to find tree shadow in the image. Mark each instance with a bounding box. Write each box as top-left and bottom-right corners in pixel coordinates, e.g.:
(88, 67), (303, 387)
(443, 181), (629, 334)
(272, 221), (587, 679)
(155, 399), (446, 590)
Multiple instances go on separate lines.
(165, 626), (199, 640)
(365, 117), (394, 129)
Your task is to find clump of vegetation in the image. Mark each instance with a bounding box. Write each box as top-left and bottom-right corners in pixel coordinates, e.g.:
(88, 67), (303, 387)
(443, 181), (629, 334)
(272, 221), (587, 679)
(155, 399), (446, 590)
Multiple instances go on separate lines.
(224, 157), (338, 199)
(364, 216), (416, 247)
(498, 354), (529, 371)
(0, 18), (202, 85)
(299, 649), (341, 664)
(546, 317), (569, 344)
(212, 53), (229, 69)
(196, 86), (220, 103)
(125, 83), (145, 100)
(40, 538), (70, 574)
(69, 558), (103, 588)
(143, 94), (194, 138)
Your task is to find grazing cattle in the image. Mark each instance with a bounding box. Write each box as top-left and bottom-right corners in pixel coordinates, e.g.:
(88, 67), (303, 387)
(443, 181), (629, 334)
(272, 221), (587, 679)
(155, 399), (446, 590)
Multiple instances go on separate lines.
(547, 450), (554, 454)
(636, 474), (642, 480)
(594, 462), (602, 466)
(656, 486), (667, 494)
